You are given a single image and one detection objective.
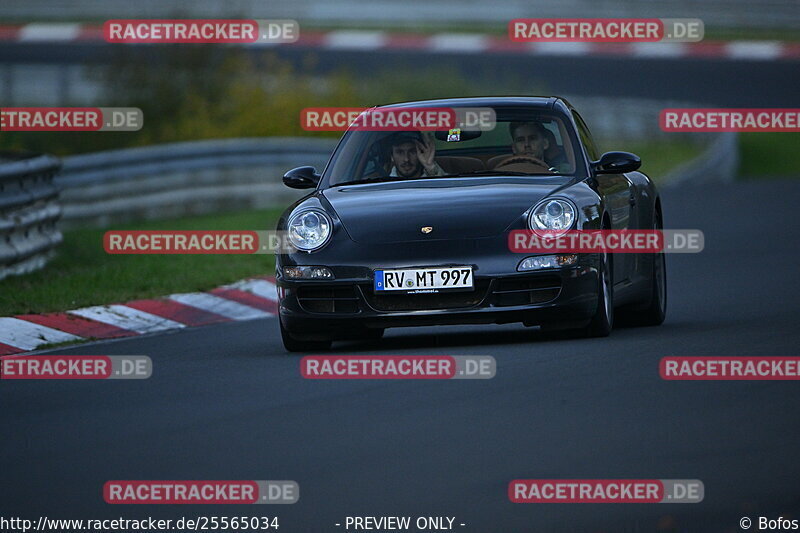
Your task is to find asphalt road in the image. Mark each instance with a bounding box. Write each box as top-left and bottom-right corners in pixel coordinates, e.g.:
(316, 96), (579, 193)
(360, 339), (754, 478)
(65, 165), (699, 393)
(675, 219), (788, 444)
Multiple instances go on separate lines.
(2, 178), (800, 532)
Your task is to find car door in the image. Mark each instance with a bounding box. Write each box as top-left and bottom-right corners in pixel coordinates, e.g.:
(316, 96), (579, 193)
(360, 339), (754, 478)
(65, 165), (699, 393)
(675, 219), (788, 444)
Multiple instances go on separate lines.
(573, 111), (635, 283)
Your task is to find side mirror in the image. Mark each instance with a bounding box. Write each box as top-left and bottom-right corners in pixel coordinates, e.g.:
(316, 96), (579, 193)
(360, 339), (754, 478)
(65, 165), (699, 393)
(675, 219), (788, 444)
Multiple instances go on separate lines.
(592, 151), (641, 174)
(283, 166), (320, 189)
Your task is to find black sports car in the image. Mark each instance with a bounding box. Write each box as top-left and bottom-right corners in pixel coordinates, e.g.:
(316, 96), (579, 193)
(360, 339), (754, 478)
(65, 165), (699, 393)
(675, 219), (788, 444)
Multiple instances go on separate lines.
(275, 97), (666, 352)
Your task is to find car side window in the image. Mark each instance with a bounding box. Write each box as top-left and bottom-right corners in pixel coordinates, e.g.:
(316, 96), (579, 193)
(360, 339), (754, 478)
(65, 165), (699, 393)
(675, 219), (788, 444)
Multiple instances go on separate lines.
(572, 112), (600, 162)
(362, 140), (384, 177)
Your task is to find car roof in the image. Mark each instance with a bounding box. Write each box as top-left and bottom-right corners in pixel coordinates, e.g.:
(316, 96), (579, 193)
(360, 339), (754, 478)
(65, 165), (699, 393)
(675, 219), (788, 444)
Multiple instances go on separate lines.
(378, 96), (562, 110)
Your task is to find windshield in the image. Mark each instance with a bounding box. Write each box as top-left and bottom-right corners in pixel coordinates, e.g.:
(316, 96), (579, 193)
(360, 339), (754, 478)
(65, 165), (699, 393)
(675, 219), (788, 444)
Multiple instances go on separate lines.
(323, 107), (583, 187)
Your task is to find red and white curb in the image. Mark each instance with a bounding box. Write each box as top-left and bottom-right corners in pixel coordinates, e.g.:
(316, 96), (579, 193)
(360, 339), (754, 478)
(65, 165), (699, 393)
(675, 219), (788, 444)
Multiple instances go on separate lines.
(0, 276), (278, 355)
(0, 24), (798, 61)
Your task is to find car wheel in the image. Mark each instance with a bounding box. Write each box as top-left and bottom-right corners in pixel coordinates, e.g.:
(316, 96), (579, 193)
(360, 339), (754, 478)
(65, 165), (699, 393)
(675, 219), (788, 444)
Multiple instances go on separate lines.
(279, 317), (332, 353)
(617, 210), (667, 327)
(639, 247), (667, 325)
(572, 247), (614, 338)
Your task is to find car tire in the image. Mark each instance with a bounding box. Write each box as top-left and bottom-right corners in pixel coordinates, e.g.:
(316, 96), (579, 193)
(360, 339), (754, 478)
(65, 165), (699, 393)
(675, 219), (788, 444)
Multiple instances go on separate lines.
(616, 210), (667, 327)
(279, 317), (332, 353)
(635, 249), (667, 326)
(570, 247), (614, 338)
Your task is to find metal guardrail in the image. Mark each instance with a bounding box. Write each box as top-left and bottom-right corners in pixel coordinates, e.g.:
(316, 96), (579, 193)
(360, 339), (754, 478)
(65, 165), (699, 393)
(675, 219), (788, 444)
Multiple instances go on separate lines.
(662, 131), (739, 185)
(57, 138), (339, 227)
(569, 96), (713, 141)
(0, 151), (63, 281)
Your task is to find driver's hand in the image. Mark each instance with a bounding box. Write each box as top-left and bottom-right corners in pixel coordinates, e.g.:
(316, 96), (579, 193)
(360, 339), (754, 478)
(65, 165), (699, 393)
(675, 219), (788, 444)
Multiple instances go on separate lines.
(415, 133), (437, 174)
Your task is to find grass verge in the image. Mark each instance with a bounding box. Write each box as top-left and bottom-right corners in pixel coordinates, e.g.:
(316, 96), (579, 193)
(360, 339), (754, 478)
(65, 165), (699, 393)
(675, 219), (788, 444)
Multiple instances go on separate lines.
(0, 207), (284, 317)
(601, 139), (704, 182)
(739, 133), (800, 178)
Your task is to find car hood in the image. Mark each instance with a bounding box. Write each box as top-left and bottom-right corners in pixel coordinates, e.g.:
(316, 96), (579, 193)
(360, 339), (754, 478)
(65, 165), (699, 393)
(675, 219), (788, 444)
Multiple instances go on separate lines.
(322, 176), (572, 244)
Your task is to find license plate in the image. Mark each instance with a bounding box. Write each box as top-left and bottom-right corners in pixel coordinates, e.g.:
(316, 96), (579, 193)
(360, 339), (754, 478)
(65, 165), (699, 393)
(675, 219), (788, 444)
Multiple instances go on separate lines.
(374, 266), (473, 292)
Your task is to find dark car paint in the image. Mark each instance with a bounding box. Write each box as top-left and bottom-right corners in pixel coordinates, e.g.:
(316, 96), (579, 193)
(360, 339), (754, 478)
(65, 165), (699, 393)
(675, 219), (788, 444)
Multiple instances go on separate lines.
(323, 177), (571, 243)
(276, 96), (661, 336)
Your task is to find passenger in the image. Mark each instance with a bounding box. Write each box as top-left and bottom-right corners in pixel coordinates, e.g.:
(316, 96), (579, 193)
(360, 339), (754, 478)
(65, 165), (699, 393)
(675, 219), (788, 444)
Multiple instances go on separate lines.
(387, 131), (445, 178)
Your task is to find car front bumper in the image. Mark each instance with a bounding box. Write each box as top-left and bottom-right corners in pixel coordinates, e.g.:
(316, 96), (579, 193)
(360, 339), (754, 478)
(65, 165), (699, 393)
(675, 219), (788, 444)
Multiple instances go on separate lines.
(277, 255), (601, 339)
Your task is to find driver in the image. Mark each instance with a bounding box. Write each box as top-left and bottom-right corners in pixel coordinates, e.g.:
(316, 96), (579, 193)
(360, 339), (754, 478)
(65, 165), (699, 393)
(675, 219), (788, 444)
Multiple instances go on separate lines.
(500, 121), (569, 173)
(387, 131), (445, 178)
(510, 121), (550, 160)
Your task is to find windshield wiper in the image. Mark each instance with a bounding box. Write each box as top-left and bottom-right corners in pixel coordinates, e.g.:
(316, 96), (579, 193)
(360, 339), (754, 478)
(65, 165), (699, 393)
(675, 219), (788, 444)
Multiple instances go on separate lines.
(436, 170), (557, 178)
(332, 176), (410, 187)
(332, 170), (558, 187)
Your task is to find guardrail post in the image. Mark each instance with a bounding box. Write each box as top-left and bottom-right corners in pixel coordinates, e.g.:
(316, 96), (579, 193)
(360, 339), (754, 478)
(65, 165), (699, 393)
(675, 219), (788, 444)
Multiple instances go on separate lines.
(0, 151), (63, 280)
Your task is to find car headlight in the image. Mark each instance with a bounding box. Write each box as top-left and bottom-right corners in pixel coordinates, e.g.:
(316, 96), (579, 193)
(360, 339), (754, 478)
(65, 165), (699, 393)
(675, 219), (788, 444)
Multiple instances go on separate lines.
(518, 254), (578, 271)
(528, 198), (577, 236)
(287, 209), (332, 252)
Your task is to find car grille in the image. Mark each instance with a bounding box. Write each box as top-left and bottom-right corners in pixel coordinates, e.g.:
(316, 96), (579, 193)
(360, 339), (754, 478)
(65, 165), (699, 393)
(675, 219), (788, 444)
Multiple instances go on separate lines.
(297, 285), (360, 314)
(492, 276), (562, 306)
(362, 281), (490, 312)
(295, 276), (561, 314)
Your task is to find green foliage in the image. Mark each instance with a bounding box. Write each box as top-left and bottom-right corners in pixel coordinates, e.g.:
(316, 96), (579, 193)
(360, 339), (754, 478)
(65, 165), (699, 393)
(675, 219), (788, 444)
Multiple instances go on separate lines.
(0, 48), (512, 154)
